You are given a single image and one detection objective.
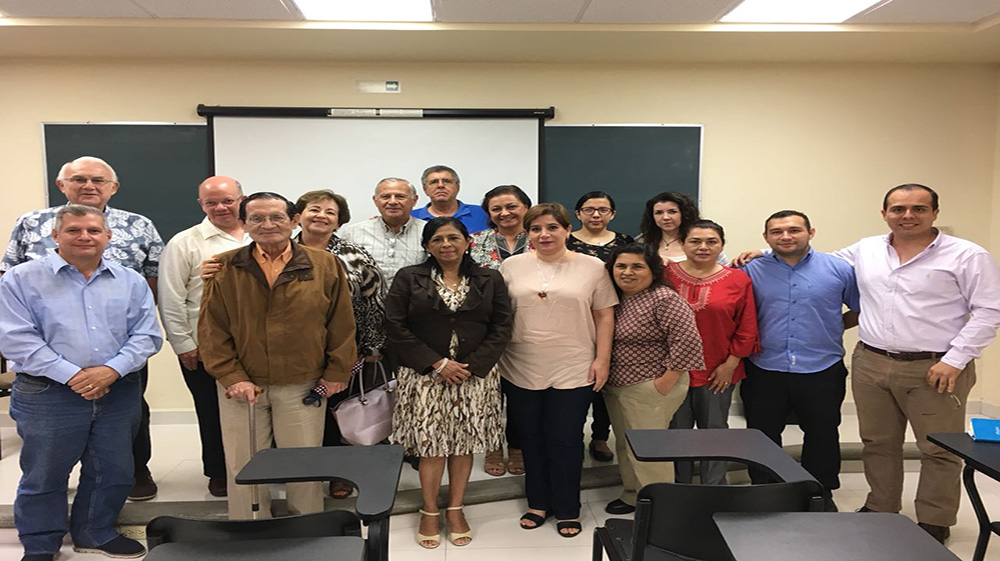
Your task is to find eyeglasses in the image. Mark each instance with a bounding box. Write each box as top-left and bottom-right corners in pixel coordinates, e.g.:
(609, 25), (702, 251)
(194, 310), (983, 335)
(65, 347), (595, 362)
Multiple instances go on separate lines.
(201, 199), (238, 208)
(246, 214), (290, 225)
(580, 207), (613, 215)
(64, 176), (112, 186)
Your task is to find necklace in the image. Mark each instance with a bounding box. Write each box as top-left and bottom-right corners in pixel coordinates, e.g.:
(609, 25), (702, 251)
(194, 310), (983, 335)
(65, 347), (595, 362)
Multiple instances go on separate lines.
(536, 257), (563, 299)
(662, 237), (680, 248)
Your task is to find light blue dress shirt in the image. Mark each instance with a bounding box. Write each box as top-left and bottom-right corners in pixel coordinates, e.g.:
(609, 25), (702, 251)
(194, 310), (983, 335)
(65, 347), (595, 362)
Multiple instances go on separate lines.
(741, 248), (860, 373)
(0, 251), (163, 383)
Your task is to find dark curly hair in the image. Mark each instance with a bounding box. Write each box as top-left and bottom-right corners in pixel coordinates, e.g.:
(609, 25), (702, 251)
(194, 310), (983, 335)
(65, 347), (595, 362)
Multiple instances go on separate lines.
(638, 191), (700, 248)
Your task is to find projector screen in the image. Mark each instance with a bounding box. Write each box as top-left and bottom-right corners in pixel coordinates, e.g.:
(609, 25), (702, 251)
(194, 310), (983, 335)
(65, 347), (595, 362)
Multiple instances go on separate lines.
(211, 116), (541, 221)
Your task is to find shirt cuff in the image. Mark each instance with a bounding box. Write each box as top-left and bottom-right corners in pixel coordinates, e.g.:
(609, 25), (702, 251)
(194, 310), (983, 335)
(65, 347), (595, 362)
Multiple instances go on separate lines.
(48, 360), (83, 385)
(940, 351), (969, 371)
(104, 356), (135, 378)
(169, 338), (198, 355)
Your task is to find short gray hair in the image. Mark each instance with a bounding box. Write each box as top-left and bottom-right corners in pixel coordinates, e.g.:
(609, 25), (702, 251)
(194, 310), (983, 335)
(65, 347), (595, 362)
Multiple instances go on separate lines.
(421, 165), (460, 187)
(375, 177), (417, 198)
(57, 156), (118, 183)
(54, 204), (108, 232)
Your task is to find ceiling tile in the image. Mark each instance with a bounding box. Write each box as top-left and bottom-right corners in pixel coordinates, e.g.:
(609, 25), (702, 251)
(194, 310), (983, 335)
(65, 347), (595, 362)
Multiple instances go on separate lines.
(434, 0), (587, 23)
(134, 0), (299, 20)
(581, 0), (740, 24)
(0, 0), (151, 17)
(848, 0), (1000, 24)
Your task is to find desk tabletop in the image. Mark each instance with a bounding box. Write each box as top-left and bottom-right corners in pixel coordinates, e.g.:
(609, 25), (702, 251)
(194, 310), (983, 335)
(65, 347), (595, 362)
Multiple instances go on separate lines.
(928, 432), (1000, 480)
(145, 536), (365, 561)
(714, 512), (960, 561)
(236, 444), (403, 520)
(626, 429), (819, 487)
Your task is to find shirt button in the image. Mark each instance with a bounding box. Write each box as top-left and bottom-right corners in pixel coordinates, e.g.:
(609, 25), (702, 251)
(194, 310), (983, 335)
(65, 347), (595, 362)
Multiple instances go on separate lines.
(88, 306), (93, 309)
(91, 326), (96, 330)
(94, 348), (99, 352)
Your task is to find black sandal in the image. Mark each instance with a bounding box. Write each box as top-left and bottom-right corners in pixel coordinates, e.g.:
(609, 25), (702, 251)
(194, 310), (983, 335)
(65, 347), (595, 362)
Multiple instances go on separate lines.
(519, 511), (548, 530)
(556, 520), (582, 538)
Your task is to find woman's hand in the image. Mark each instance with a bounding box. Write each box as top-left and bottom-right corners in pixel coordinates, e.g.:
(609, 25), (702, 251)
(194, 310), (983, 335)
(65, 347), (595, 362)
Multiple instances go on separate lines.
(225, 381), (263, 404)
(200, 256), (223, 279)
(434, 358), (471, 386)
(589, 356), (610, 392)
(653, 370), (682, 396)
(318, 378), (348, 395)
(708, 357), (739, 394)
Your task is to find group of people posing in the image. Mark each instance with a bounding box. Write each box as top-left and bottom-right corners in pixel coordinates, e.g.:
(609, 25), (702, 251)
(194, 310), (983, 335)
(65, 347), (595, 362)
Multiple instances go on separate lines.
(1, 157), (998, 561)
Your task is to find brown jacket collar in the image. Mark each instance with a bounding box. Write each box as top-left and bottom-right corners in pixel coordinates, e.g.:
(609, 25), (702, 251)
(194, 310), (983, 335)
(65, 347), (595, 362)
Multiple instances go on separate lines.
(231, 240), (315, 290)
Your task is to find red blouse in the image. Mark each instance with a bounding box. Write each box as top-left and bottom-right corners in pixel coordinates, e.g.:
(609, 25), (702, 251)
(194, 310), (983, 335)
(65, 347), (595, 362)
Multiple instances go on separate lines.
(664, 262), (760, 388)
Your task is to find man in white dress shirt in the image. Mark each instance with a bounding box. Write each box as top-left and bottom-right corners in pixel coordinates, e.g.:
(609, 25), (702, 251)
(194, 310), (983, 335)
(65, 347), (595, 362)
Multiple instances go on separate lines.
(836, 184), (1000, 543)
(158, 176), (248, 497)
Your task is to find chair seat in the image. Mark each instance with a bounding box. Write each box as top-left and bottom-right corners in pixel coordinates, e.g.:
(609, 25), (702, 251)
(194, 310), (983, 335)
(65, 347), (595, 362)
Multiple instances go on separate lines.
(146, 509), (361, 550)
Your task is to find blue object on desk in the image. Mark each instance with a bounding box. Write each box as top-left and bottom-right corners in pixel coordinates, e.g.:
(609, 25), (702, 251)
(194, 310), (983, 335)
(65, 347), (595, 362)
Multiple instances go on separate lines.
(968, 418), (1000, 442)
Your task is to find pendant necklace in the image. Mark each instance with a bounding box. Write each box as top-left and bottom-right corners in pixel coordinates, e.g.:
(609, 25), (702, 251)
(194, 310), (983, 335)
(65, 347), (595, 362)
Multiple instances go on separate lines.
(536, 257), (563, 300)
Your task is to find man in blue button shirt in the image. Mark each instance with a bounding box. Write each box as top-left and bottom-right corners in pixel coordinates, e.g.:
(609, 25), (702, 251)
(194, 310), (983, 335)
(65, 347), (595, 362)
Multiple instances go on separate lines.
(739, 210), (860, 511)
(410, 165), (490, 233)
(0, 204), (162, 561)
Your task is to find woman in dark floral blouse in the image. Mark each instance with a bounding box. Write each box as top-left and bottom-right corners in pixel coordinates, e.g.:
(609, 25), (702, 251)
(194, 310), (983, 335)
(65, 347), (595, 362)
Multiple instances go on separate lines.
(602, 243), (704, 515)
(294, 189), (388, 499)
(566, 191), (634, 463)
(468, 185), (533, 478)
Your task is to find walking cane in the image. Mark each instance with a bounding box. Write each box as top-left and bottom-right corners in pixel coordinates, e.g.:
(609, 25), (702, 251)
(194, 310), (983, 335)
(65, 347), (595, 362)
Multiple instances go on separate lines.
(248, 400), (260, 520)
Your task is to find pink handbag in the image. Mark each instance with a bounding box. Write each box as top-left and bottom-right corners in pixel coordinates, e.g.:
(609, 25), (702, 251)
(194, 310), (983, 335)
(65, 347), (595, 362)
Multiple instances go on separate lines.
(331, 361), (397, 446)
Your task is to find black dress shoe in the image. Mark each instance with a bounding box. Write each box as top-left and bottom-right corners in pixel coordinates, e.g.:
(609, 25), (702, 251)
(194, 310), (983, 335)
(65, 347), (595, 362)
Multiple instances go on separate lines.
(208, 476), (228, 497)
(604, 499), (636, 515)
(918, 522), (951, 544)
(21, 555), (54, 561)
(822, 496), (838, 512)
(589, 440), (614, 462)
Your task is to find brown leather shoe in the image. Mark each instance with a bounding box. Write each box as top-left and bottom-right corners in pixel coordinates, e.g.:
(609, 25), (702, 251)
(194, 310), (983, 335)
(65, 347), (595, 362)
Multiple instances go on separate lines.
(208, 476), (227, 497)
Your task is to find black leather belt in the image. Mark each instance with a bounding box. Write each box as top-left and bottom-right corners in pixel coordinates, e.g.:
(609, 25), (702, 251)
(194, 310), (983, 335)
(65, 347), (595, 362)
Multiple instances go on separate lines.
(861, 342), (945, 362)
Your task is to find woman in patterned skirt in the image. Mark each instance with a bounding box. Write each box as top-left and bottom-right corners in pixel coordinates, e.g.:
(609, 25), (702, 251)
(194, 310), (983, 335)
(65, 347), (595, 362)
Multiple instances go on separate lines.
(386, 217), (513, 549)
(601, 243), (704, 515)
(294, 190), (388, 499)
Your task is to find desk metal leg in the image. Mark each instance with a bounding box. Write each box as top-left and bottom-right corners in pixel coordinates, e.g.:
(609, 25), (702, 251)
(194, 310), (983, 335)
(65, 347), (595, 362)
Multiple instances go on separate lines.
(367, 518), (390, 561)
(964, 464), (996, 561)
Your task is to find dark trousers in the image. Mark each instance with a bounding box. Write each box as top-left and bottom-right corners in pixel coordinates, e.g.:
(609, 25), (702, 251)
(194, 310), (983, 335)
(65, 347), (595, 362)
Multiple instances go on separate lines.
(133, 362), (152, 478)
(590, 391), (611, 441)
(740, 359), (848, 491)
(502, 378), (593, 520)
(500, 379), (521, 449)
(179, 360), (227, 478)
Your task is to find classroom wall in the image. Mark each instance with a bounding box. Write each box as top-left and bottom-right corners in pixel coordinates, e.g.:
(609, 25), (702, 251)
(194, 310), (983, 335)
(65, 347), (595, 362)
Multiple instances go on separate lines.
(2, 58), (998, 413)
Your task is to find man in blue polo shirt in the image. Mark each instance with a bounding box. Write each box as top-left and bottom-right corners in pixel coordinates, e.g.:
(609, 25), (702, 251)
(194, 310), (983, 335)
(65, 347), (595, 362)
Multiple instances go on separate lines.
(740, 210), (860, 512)
(410, 165), (490, 233)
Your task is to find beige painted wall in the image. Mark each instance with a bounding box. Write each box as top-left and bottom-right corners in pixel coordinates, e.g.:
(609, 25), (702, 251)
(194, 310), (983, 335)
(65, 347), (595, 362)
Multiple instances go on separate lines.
(2, 58), (998, 411)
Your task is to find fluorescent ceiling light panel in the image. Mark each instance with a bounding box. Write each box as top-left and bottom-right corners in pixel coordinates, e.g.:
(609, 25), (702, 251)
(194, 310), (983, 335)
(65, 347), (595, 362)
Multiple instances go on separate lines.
(720, 0), (881, 23)
(293, 0), (432, 21)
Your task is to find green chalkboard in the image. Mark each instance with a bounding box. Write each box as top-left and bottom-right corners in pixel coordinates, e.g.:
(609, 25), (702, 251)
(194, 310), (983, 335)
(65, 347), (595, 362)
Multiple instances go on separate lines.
(541, 125), (701, 237)
(43, 124), (210, 244)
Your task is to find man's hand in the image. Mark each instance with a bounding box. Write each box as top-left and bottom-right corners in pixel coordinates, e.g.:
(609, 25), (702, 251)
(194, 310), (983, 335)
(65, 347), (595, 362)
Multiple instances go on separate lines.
(927, 361), (963, 394)
(589, 357), (610, 392)
(225, 381), (264, 404)
(318, 378), (348, 395)
(178, 349), (200, 371)
(67, 366), (120, 400)
(200, 256), (223, 280)
(730, 250), (764, 268)
(435, 359), (471, 386)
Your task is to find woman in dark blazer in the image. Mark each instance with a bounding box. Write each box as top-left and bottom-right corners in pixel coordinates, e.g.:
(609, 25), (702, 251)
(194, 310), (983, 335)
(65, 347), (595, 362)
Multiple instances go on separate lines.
(386, 217), (513, 549)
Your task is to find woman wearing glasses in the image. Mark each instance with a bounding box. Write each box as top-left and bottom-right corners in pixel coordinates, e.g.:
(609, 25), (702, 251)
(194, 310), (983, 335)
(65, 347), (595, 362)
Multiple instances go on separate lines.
(566, 191), (633, 464)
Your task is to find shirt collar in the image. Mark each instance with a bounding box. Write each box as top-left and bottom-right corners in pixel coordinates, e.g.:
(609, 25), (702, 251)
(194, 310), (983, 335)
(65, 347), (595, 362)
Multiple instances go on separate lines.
(379, 216), (418, 235)
(252, 241), (293, 264)
(196, 217), (245, 242)
(767, 246), (815, 268)
(48, 250), (114, 277)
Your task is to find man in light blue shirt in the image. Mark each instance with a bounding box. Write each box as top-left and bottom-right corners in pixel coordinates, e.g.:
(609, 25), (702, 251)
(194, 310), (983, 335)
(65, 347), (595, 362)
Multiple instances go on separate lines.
(0, 204), (162, 561)
(410, 165), (490, 233)
(739, 210), (860, 511)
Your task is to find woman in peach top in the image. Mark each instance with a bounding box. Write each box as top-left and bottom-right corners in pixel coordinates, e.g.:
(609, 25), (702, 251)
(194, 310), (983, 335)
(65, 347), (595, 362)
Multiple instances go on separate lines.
(499, 203), (618, 538)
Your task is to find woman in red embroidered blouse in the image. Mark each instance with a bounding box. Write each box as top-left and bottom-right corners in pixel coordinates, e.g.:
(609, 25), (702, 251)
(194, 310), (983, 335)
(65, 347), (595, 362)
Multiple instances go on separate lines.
(664, 220), (759, 485)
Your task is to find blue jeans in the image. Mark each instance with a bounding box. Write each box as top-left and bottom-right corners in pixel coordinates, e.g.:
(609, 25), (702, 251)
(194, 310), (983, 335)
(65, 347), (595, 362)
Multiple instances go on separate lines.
(10, 372), (141, 555)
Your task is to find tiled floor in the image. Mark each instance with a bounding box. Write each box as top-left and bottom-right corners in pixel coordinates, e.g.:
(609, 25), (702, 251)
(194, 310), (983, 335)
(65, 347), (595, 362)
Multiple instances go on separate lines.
(0, 416), (998, 560)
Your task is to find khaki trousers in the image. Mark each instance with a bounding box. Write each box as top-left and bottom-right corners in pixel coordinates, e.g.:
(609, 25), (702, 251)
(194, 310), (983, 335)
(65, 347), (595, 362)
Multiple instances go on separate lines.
(217, 380), (325, 520)
(603, 374), (690, 506)
(851, 343), (975, 526)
